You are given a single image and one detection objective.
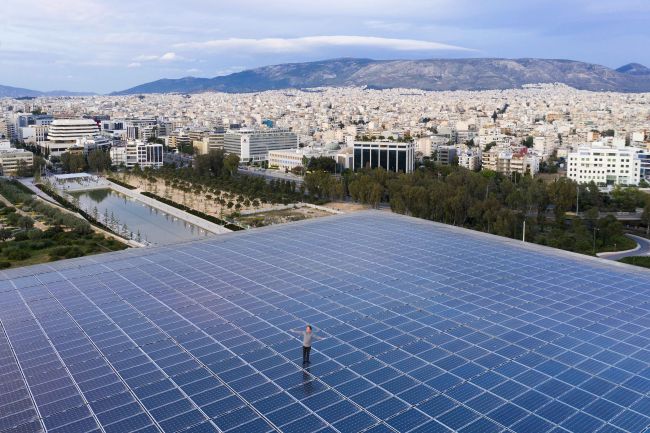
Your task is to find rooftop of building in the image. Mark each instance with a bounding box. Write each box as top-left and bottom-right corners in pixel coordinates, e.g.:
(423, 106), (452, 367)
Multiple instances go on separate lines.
(0, 208), (649, 433)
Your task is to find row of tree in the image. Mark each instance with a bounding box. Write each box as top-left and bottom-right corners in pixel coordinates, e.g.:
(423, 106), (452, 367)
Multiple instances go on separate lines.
(303, 164), (648, 255)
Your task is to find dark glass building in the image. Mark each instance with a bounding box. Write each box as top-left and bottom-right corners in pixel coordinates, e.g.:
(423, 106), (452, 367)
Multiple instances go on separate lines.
(353, 141), (415, 172)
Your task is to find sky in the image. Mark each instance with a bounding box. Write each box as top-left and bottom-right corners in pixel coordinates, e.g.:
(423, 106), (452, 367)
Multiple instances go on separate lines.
(1, 0), (649, 94)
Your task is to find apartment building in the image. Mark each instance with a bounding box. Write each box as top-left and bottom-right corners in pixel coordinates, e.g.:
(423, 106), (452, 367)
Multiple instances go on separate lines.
(483, 146), (539, 175)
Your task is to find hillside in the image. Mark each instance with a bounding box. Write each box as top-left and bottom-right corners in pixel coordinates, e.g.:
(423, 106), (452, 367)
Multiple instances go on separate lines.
(113, 58), (650, 94)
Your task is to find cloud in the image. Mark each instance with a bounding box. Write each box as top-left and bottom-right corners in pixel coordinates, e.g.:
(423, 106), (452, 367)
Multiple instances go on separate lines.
(174, 35), (473, 53)
(214, 66), (246, 76)
(159, 52), (179, 61)
(134, 52), (182, 62)
(127, 62), (141, 68)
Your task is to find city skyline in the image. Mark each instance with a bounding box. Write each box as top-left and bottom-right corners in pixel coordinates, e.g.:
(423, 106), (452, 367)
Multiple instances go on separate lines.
(2, 0), (649, 93)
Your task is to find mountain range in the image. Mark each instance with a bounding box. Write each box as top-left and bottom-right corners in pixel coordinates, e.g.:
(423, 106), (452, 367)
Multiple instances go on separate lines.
(3, 58), (650, 98)
(111, 58), (650, 95)
(0, 84), (95, 98)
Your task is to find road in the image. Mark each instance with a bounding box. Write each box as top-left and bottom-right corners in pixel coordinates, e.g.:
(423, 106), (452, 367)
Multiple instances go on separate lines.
(598, 234), (650, 261)
(238, 167), (304, 184)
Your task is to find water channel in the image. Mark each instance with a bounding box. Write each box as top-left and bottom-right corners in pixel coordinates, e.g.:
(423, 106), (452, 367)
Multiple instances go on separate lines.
(70, 189), (212, 245)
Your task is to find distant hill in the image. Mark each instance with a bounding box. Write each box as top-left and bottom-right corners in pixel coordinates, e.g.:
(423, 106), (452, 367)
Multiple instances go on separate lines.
(0, 84), (95, 98)
(112, 58), (650, 95)
(616, 63), (650, 76)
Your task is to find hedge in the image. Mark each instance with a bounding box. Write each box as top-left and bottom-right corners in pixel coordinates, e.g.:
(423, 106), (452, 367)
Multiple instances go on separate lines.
(140, 191), (244, 231)
(107, 177), (137, 190)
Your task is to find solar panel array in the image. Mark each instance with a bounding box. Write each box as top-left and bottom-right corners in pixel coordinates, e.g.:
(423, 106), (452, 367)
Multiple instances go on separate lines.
(1, 211), (649, 433)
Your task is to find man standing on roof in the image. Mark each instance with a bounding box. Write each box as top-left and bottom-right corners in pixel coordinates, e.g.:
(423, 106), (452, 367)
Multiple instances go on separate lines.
(290, 325), (323, 364)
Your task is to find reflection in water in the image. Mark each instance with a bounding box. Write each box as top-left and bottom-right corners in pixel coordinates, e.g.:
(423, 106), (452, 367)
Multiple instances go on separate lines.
(302, 369), (315, 397)
(70, 188), (212, 246)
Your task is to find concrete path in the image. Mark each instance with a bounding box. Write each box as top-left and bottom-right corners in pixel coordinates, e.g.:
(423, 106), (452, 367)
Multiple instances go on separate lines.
(597, 234), (650, 261)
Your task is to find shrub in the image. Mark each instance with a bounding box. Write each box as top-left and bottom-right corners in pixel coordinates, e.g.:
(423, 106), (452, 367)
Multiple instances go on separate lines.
(0, 262), (10, 269)
(6, 249), (31, 260)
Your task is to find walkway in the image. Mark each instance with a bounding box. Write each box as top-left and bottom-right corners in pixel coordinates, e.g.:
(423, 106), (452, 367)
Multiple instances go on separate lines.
(597, 234), (650, 261)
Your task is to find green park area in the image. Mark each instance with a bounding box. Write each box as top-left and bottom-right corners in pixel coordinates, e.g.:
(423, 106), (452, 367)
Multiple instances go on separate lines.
(0, 179), (127, 269)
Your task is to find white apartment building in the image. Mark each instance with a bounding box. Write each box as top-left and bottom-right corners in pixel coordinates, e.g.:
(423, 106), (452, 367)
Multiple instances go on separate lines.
(458, 149), (482, 171)
(110, 141), (163, 169)
(223, 129), (298, 162)
(483, 146), (539, 175)
(42, 119), (99, 156)
(567, 146), (641, 186)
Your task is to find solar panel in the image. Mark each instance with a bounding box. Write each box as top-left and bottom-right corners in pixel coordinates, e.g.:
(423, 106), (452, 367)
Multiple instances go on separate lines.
(0, 211), (649, 433)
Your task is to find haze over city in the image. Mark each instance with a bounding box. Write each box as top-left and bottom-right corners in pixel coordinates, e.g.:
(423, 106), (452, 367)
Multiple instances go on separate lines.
(2, 0), (650, 93)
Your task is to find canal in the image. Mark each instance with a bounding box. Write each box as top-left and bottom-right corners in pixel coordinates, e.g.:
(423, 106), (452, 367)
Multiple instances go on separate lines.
(70, 189), (212, 245)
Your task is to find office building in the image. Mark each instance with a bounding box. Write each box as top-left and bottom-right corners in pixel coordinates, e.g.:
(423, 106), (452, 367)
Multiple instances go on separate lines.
(42, 119), (99, 156)
(567, 145), (641, 186)
(110, 140), (163, 169)
(436, 145), (458, 165)
(353, 140), (415, 173)
(0, 148), (33, 176)
(223, 128), (298, 162)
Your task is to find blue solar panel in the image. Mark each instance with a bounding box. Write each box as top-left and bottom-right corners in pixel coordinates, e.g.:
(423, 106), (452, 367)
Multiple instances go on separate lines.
(0, 211), (649, 433)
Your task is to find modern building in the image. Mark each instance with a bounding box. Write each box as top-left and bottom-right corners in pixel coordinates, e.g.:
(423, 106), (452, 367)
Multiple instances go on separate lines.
(42, 119), (100, 156)
(436, 145), (458, 165)
(223, 128), (298, 162)
(110, 140), (163, 169)
(268, 144), (339, 171)
(567, 145), (641, 186)
(0, 148), (34, 176)
(353, 140), (415, 173)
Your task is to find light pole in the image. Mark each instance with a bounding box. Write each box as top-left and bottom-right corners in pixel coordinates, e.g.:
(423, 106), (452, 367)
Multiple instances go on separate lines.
(593, 227), (600, 254)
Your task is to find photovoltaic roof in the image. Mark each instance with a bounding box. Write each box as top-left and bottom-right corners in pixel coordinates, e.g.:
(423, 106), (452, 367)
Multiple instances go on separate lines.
(0, 211), (649, 433)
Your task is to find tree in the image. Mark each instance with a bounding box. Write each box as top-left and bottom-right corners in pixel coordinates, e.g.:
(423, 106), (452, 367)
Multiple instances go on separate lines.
(223, 153), (240, 176)
(306, 156), (336, 173)
(87, 149), (112, 172)
(0, 228), (12, 241)
(521, 136), (534, 148)
(61, 152), (87, 173)
(642, 202), (650, 236)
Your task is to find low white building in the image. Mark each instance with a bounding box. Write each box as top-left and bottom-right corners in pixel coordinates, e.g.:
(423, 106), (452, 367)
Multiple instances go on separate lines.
(110, 141), (163, 169)
(0, 148), (34, 176)
(224, 128), (298, 162)
(567, 145), (641, 186)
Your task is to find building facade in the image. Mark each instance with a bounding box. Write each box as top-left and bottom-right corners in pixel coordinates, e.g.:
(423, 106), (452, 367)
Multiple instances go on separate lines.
(0, 149), (34, 176)
(223, 129), (298, 162)
(353, 141), (415, 173)
(42, 119), (100, 156)
(110, 141), (163, 169)
(567, 146), (641, 186)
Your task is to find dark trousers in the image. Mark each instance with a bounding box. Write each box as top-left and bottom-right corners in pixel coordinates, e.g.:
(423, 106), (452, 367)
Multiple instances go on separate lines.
(302, 346), (311, 363)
